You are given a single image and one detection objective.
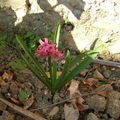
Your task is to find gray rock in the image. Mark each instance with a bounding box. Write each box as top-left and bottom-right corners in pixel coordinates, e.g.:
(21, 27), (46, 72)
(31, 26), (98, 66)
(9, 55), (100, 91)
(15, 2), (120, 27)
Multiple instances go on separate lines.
(102, 66), (111, 79)
(86, 95), (107, 112)
(87, 113), (100, 120)
(0, 0), (120, 59)
(106, 91), (120, 119)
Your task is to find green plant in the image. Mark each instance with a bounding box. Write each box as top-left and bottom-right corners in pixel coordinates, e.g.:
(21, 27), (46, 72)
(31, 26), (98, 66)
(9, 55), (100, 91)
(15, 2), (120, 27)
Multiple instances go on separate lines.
(22, 31), (40, 52)
(9, 59), (27, 70)
(16, 23), (101, 96)
(18, 89), (32, 102)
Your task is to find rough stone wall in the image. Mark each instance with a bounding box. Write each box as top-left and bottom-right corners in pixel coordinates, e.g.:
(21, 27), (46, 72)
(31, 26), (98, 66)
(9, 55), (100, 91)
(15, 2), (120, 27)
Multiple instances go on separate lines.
(0, 0), (120, 58)
(0, 0), (84, 33)
(65, 0), (120, 59)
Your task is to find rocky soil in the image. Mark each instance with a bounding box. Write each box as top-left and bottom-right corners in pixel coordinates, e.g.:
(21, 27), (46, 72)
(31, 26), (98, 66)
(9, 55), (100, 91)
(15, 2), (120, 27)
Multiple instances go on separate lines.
(0, 44), (119, 120)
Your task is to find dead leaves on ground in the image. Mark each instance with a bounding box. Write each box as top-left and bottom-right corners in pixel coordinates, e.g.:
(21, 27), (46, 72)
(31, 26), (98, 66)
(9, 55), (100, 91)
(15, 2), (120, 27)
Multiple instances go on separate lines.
(0, 70), (35, 110)
(64, 80), (86, 120)
(0, 68), (113, 120)
(64, 68), (111, 120)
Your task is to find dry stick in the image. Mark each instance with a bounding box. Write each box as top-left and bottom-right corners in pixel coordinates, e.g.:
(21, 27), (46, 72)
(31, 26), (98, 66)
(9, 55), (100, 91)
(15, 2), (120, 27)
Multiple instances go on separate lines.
(0, 97), (46, 120)
(92, 59), (120, 68)
(30, 91), (98, 112)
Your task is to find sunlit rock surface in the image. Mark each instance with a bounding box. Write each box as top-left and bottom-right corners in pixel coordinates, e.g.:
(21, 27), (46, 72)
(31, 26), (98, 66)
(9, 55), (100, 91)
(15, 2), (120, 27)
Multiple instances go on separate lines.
(0, 0), (120, 58)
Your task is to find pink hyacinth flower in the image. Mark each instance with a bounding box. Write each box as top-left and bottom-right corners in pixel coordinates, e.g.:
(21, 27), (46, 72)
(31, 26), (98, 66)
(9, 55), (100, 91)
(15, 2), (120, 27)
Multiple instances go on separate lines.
(35, 38), (63, 61)
(35, 38), (49, 58)
(48, 43), (56, 56)
(52, 51), (63, 61)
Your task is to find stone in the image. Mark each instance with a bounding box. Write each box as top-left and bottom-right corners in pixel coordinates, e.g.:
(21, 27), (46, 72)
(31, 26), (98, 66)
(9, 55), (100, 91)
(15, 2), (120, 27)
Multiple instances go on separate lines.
(86, 95), (107, 112)
(93, 70), (104, 80)
(106, 91), (120, 119)
(112, 80), (120, 92)
(49, 106), (59, 116)
(87, 113), (100, 120)
(102, 66), (111, 79)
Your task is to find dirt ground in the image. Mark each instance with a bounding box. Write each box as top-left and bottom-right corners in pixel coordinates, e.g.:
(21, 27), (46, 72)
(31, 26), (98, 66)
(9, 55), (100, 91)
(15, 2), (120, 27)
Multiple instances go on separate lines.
(0, 43), (120, 120)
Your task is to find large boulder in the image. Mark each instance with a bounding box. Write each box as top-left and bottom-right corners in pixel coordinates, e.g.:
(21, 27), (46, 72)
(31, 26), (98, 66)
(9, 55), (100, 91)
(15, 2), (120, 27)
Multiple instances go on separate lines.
(0, 0), (120, 59)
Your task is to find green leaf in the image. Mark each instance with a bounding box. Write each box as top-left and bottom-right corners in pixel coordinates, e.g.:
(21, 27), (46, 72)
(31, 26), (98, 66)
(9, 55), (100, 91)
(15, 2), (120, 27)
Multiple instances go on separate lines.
(16, 35), (51, 90)
(53, 23), (61, 50)
(18, 90), (32, 102)
(53, 50), (71, 92)
(54, 48), (100, 92)
(16, 35), (48, 79)
(20, 51), (51, 90)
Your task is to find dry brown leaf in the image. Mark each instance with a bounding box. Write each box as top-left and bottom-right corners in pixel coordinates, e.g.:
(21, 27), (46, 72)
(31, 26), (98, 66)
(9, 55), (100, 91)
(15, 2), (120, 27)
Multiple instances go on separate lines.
(23, 95), (34, 110)
(49, 106), (59, 116)
(2, 71), (13, 81)
(68, 80), (79, 98)
(9, 97), (20, 105)
(79, 69), (89, 77)
(64, 104), (79, 120)
(70, 91), (85, 112)
(82, 79), (97, 89)
(96, 91), (109, 97)
(93, 70), (104, 80)
(94, 84), (113, 92)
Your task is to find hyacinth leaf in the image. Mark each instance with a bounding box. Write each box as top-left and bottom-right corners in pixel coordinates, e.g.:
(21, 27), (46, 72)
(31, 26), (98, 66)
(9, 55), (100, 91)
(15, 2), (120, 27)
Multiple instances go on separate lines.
(16, 36), (51, 89)
(54, 47), (100, 93)
(16, 35), (48, 79)
(50, 23), (61, 94)
(20, 52), (51, 90)
(53, 50), (70, 90)
(53, 23), (61, 50)
(67, 45), (103, 73)
(52, 50), (70, 94)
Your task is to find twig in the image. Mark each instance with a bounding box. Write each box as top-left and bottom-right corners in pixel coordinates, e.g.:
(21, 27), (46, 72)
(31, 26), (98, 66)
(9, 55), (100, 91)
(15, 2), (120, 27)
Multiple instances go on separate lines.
(0, 96), (46, 120)
(30, 92), (97, 111)
(92, 59), (120, 68)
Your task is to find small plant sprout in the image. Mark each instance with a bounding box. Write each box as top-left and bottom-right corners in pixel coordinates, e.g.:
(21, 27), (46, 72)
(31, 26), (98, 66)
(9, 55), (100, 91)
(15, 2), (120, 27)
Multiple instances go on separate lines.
(16, 23), (101, 97)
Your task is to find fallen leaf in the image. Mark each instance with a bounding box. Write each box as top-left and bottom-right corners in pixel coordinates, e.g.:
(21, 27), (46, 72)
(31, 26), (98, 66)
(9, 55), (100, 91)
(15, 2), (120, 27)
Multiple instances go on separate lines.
(93, 70), (104, 80)
(49, 106), (59, 116)
(86, 78), (98, 83)
(2, 71), (13, 81)
(82, 79), (98, 89)
(96, 91), (109, 97)
(94, 84), (113, 92)
(68, 80), (79, 98)
(71, 91), (85, 112)
(23, 95), (34, 109)
(64, 104), (79, 120)
(9, 97), (20, 105)
(79, 69), (89, 77)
